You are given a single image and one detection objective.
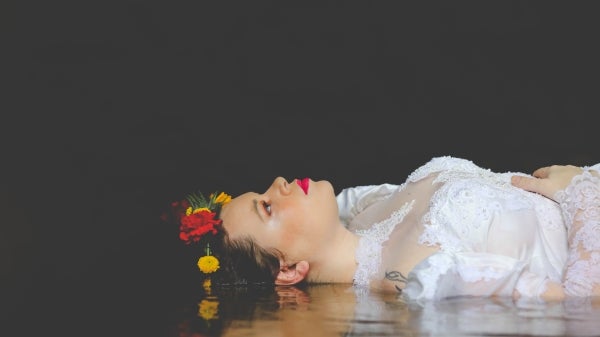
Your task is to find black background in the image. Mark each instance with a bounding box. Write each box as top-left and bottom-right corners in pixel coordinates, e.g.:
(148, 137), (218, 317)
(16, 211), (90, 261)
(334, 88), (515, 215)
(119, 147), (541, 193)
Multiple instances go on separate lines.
(2, 1), (599, 336)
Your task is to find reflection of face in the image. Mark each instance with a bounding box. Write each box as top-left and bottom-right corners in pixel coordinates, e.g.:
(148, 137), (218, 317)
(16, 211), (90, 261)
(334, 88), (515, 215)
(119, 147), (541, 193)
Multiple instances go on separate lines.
(219, 177), (339, 264)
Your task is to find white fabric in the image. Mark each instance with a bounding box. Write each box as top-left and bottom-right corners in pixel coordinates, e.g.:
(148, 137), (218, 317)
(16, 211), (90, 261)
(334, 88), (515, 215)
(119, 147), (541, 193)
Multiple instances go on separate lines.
(336, 183), (400, 228)
(339, 156), (600, 301)
(353, 201), (414, 287)
(555, 166), (600, 296)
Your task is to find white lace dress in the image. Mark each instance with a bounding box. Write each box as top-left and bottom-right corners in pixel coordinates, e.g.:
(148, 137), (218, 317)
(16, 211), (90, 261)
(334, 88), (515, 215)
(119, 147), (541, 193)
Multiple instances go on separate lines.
(337, 156), (600, 301)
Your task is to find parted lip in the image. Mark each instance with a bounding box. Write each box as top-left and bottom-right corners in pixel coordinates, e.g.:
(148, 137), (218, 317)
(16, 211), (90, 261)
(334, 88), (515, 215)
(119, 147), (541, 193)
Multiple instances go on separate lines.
(296, 178), (309, 195)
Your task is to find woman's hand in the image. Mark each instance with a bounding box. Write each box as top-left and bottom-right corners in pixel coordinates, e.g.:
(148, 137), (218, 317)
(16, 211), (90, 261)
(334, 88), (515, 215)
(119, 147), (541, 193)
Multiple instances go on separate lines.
(511, 165), (585, 201)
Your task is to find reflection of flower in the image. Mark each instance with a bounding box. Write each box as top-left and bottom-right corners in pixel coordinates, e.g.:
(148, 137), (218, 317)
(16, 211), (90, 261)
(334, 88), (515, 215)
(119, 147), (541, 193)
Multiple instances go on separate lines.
(203, 278), (212, 291)
(198, 255), (220, 273)
(198, 299), (219, 320)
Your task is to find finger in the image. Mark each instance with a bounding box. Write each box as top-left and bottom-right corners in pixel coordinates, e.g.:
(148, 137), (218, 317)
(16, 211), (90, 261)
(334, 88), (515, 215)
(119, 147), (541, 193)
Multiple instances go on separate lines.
(511, 175), (551, 198)
(532, 166), (550, 179)
(511, 175), (535, 191)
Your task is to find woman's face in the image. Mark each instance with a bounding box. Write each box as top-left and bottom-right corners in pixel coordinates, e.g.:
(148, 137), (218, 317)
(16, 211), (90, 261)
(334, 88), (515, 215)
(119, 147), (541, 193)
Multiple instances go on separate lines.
(219, 177), (340, 264)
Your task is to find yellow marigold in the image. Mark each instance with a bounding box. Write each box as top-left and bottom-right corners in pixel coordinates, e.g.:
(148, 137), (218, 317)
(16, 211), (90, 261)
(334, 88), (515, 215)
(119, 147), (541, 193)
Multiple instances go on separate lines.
(214, 192), (232, 205)
(197, 255), (220, 273)
(202, 278), (212, 291)
(197, 299), (219, 320)
(190, 207), (210, 215)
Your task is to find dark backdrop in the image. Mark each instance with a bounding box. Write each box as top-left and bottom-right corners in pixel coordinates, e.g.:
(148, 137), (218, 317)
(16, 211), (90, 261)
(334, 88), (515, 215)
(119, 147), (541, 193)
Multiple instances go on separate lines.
(2, 1), (598, 336)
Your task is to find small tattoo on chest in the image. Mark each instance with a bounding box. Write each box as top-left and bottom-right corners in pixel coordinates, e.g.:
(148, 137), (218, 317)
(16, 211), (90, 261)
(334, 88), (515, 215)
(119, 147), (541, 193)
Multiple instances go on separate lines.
(385, 270), (408, 293)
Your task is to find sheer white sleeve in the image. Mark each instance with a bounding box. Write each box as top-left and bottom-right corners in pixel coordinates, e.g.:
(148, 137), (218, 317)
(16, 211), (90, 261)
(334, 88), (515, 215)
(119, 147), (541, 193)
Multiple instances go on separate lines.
(336, 184), (400, 226)
(403, 251), (549, 301)
(556, 166), (600, 296)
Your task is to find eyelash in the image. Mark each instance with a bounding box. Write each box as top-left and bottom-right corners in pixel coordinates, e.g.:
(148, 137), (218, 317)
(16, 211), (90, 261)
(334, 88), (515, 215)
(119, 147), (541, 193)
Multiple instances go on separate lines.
(262, 201), (271, 215)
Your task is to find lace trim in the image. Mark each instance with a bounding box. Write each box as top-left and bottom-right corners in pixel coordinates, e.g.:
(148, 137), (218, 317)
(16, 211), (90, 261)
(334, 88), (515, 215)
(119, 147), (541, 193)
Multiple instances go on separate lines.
(407, 156), (481, 183)
(556, 170), (600, 296)
(353, 200), (415, 287)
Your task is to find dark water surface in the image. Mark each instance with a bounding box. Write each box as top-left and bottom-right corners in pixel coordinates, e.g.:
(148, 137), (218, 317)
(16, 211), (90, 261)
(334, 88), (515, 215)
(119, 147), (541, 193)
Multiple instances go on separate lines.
(170, 283), (600, 337)
(8, 270), (600, 337)
(179, 284), (600, 337)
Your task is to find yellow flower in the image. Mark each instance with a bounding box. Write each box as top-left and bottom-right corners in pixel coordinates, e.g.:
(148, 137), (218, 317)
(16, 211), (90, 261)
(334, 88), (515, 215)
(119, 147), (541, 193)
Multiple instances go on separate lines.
(191, 207), (210, 215)
(198, 255), (220, 273)
(203, 278), (212, 292)
(198, 299), (219, 320)
(214, 192), (232, 205)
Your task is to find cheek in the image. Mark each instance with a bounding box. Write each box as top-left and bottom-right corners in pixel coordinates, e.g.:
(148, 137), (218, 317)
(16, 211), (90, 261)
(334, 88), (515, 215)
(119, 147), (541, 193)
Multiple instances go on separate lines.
(277, 232), (297, 250)
(276, 208), (312, 247)
(278, 217), (304, 243)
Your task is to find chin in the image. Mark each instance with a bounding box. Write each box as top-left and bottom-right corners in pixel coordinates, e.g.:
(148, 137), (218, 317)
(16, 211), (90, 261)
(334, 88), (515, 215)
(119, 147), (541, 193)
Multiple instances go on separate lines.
(315, 179), (335, 196)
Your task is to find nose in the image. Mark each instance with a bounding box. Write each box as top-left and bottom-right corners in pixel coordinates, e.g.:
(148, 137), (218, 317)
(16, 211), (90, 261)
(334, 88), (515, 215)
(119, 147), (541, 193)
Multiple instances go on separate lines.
(271, 177), (291, 195)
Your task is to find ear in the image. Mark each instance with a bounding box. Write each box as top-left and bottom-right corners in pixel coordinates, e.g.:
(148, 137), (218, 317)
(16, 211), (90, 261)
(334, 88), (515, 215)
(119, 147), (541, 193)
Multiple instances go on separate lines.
(274, 261), (310, 286)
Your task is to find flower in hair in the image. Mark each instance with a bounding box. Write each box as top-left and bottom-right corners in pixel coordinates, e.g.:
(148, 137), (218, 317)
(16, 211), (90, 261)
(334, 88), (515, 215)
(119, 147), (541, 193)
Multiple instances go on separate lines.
(176, 191), (231, 244)
(197, 244), (220, 273)
(179, 210), (221, 244)
(171, 191), (231, 274)
(198, 256), (219, 273)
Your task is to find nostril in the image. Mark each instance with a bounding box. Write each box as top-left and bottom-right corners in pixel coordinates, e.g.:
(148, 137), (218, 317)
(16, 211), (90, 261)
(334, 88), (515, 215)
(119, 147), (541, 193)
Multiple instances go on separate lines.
(277, 177), (290, 194)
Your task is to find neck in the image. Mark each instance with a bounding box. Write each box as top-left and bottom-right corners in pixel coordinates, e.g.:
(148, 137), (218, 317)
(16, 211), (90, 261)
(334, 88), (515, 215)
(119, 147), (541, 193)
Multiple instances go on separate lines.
(307, 223), (359, 284)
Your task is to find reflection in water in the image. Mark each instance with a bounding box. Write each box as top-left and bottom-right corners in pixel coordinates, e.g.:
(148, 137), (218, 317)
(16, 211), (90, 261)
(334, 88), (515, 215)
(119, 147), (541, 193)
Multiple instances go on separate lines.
(172, 282), (600, 337)
(413, 296), (600, 337)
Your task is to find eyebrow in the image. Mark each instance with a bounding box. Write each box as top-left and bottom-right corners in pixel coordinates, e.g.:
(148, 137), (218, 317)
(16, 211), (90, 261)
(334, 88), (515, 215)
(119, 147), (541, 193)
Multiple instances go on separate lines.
(252, 199), (265, 222)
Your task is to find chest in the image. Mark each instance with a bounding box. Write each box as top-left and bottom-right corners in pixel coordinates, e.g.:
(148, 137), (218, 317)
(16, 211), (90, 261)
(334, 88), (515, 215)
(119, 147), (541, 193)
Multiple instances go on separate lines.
(349, 182), (440, 292)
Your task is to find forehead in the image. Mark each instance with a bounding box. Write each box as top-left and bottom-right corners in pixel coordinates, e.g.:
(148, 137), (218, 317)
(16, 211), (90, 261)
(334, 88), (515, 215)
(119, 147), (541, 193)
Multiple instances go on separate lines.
(219, 192), (260, 238)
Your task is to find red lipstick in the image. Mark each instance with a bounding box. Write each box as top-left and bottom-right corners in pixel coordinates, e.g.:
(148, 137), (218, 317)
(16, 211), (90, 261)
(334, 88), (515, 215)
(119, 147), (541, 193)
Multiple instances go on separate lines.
(296, 178), (309, 195)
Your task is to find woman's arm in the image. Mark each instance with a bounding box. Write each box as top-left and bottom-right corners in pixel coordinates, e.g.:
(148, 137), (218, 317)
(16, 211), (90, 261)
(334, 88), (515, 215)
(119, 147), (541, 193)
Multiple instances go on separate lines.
(512, 164), (600, 297)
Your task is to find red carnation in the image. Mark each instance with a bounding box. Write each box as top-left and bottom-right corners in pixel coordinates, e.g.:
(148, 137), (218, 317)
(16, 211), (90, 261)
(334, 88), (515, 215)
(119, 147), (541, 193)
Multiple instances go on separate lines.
(178, 210), (222, 244)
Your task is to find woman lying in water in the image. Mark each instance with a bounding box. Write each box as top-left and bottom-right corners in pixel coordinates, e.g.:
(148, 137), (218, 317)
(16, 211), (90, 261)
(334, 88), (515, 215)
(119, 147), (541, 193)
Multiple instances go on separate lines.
(163, 156), (600, 302)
